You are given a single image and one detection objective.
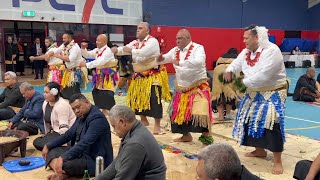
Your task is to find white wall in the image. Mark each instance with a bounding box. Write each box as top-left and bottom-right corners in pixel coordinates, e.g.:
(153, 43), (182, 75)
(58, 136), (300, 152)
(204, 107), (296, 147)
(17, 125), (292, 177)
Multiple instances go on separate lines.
(0, 0), (142, 25)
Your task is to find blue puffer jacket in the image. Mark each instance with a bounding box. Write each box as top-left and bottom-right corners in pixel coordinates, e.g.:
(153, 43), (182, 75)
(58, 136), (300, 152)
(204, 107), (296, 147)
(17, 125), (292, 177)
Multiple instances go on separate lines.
(10, 91), (45, 133)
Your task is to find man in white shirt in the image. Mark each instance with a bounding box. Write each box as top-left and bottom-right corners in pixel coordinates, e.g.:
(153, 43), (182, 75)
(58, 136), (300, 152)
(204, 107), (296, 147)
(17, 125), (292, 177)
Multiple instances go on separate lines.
(80, 34), (119, 116)
(224, 25), (287, 175)
(30, 36), (64, 84)
(157, 29), (213, 145)
(111, 22), (171, 134)
(46, 31), (88, 100)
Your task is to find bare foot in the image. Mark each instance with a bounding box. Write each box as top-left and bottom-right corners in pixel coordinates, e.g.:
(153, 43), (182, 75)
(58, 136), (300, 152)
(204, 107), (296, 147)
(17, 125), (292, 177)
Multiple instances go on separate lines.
(244, 150), (267, 158)
(47, 173), (68, 180)
(174, 134), (193, 142)
(140, 116), (149, 126)
(272, 161), (283, 175)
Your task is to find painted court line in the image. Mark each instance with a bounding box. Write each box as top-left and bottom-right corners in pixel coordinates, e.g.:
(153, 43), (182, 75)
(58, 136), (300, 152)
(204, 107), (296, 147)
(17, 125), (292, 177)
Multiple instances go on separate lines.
(285, 116), (320, 124)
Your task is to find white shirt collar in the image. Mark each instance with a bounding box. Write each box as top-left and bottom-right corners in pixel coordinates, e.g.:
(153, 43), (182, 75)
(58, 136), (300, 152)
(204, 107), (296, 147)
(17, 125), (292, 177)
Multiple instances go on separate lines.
(138, 35), (150, 43)
(249, 46), (263, 54)
(180, 41), (193, 52)
(98, 44), (109, 52)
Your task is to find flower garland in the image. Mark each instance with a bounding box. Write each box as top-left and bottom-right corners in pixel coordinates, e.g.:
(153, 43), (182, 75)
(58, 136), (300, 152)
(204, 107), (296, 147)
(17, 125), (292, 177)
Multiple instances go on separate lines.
(158, 142), (199, 160)
(96, 47), (107, 58)
(133, 36), (153, 49)
(245, 49), (263, 67)
(62, 40), (75, 56)
(175, 43), (194, 61)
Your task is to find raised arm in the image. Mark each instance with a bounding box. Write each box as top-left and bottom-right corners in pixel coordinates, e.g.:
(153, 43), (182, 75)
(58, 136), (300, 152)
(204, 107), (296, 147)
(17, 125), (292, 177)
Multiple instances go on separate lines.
(86, 48), (115, 69)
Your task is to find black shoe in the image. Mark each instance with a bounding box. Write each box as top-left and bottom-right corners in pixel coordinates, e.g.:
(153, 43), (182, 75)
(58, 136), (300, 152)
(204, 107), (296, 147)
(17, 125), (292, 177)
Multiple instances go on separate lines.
(34, 78), (39, 80)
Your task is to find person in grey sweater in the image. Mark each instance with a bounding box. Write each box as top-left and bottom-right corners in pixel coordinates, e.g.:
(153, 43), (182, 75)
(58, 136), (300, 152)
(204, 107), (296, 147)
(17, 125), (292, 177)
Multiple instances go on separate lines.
(0, 71), (25, 120)
(96, 105), (166, 180)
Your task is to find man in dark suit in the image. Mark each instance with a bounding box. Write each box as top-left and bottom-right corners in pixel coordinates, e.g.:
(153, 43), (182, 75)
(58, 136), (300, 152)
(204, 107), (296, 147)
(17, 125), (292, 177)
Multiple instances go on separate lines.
(293, 67), (320, 102)
(30, 37), (46, 79)
(4, 36), (18, 72)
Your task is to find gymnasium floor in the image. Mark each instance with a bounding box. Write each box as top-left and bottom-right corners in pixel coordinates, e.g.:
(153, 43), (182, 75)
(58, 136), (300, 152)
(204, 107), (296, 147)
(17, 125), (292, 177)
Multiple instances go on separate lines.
(1, 67), (319, 140)
(0, 67), (320, 179)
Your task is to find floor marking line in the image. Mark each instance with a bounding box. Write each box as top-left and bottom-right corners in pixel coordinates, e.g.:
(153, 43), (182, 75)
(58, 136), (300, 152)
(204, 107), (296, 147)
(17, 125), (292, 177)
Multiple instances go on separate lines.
(285, 116), (320, 124)
(285, 125), (320, 131)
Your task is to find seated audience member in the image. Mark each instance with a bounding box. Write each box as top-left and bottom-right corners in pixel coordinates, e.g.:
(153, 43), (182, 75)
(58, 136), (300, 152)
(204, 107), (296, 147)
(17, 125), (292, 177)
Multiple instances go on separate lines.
(7, 82), (44, 135)
(33, 82), (76, 151)
(293, 67), (320, 102)
(212, 48), (238, 121)
(0, 71), (25, 120)
(291, 46), (302, 55)
(196, 143), (260, 180)
(42, 93), (113, 180)
(96, 105), (166, 180)
(294, 153), (320, 180)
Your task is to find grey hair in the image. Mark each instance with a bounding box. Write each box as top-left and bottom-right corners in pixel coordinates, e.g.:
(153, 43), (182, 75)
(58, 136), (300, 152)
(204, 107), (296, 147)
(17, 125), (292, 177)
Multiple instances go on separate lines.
(4, 71), (17, 80)
(109, 105), (136, 123)
(198, 143), (242, 180)
(307, 67), (315, 73)
(20, 82), (34, 91)
(139, 22), (151, 34)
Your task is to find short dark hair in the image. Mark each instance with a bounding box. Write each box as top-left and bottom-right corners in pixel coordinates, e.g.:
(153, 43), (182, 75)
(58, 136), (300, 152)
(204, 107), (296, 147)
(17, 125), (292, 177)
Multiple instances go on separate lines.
(45, 36), (54, 43)
(244, 24), (258, 36)
(45, 82), (61, 101)
(69, 93), (88, 104)
(64, 30), (74, 38)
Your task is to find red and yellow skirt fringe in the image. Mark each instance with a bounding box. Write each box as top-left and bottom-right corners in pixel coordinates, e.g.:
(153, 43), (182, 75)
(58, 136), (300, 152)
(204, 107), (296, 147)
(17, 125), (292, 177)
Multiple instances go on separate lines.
(60, 66), (88, 89)
(93, 67), (119, 91)
(170, 82), (213, 130)
(47, 64), (66, 84)
(127, 65), (171, 112)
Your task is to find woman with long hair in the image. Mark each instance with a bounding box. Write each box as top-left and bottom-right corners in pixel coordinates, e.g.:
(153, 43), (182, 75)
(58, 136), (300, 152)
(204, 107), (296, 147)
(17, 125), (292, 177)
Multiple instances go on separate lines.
(33, 82), (76, 151)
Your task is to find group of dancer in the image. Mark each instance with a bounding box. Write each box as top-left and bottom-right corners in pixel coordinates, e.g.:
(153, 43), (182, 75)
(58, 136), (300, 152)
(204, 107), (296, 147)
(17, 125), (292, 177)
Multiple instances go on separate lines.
(31, 22), (287, 175)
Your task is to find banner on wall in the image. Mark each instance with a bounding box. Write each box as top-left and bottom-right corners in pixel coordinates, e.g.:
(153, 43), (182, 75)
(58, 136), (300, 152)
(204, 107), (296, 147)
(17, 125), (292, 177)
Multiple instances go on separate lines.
(1, 0), (142, 25)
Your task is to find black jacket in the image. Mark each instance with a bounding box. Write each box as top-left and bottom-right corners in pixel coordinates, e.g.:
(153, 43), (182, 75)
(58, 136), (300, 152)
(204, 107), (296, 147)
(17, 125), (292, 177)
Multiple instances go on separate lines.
(30, 43), (46, 57)
(5, 43), (18, 60)
(0, 82), (25, 109)
(293, 74), (317, 101)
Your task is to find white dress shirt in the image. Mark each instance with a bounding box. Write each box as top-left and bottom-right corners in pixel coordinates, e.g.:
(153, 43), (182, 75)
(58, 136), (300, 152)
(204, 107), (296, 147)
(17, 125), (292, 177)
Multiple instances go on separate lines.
(160, 42), (207, 88)
(81, 44), (115, 69)
(46, 43), (63, 66)
(226, 42), (287, 89)
(116, 35), (160, 63)
(49, 41), (82, 69)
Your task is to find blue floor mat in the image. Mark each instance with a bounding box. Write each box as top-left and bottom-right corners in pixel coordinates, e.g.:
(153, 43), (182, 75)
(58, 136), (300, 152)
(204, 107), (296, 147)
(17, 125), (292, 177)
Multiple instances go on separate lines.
(3, 156), (45, 173)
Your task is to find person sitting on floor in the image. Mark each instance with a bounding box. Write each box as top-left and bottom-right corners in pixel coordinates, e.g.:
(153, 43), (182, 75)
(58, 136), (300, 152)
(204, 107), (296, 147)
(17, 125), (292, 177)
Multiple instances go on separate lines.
(96, 105), (166, 180)
(42, 93), (113, 180)
(294, 153), (320, 180)
(211, 48), (239, 121)
(7, 82), (44, 135)
(33, 82), (76, 151)
(293, 67), (320, 102)
(0, 71), (25, 120)
(196, 143), (260, 180)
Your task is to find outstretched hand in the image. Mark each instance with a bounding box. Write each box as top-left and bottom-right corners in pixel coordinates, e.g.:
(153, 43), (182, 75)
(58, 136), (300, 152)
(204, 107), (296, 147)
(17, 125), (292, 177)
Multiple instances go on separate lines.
(223, 72), (233, 82)
(157, 54), (164, 62)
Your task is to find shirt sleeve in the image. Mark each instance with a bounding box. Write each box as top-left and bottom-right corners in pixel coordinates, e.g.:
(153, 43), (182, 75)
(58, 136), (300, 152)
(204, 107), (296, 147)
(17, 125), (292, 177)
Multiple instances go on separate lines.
(49, 44), (63, 54)
(81, 48), (97, 59)
(242, 47), (284, 88)
(179, 45), (206, 67)
(114, 143), (146, 180)
(132, 38), (160, 63)
(117, 41), (135, 56)
(225, 49), (245, 74)
(56, 107), (73, 134)
(86, 48), (115, 69)
(158, 48), (176, 65)
(10, 103), (27, 124)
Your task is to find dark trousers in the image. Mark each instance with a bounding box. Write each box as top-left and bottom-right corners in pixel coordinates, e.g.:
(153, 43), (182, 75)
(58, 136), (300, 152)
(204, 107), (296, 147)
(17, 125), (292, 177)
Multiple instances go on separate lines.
(33, 132), (60, 151)
(34, 60), (45, 79)
(0, 107), (16, 120)
(46, 146), (89, 177)
(13, 121), (39, 135)
(61, 83), (81, 100)
(294, 160), (320, 180)
(300, 94), (316, 102)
